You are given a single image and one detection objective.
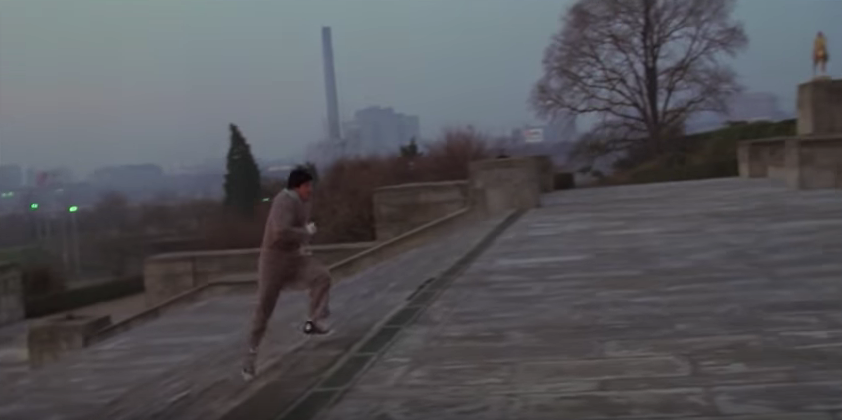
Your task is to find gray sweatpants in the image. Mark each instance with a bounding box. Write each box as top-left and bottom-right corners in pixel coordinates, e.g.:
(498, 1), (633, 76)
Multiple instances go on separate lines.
(247, 256), (332, 351)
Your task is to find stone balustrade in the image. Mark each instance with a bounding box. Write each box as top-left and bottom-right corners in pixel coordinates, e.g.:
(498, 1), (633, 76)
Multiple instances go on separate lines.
(373, 181), (469, 241)
(143, 242), (372, 307)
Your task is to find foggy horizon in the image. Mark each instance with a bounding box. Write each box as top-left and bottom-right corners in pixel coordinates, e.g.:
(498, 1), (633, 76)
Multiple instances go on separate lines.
(1, 0), (839, 177)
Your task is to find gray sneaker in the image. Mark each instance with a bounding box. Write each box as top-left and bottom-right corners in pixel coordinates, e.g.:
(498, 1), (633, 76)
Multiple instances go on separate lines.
(241, 349), (257, 381)
(303, 320), (332, 336)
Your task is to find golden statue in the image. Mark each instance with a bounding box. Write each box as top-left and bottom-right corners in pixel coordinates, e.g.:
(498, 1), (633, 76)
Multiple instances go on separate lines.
(813, 31), (829, 77)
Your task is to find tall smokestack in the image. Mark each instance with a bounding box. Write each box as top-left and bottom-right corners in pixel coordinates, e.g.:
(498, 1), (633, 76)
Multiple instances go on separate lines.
(321, 26), (341, 141)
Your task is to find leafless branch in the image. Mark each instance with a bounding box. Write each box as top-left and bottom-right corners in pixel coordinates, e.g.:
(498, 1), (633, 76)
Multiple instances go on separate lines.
(532, 0), (747, 156)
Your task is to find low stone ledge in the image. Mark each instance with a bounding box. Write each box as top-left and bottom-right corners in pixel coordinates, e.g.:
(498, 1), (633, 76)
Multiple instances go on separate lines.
(373, 181), (469, 241)
(27, 313), (112, 368)
(738, 135), (842, 190)
(144, 242), (373, 307)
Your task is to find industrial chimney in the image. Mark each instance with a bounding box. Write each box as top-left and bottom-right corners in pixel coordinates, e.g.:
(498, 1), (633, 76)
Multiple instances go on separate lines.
(321, 26), (341, 141)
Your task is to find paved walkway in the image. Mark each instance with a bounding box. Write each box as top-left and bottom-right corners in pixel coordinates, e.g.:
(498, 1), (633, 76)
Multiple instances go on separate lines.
(320, 179), (842, 420)
(0, 215), (508, 420)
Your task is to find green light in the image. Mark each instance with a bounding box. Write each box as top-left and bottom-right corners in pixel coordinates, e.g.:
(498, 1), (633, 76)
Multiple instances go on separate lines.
(30, 203), (39, 210)
(262, 198), (270, 202)
(68, 206), (78, 213)
(0, 192), (13, 198)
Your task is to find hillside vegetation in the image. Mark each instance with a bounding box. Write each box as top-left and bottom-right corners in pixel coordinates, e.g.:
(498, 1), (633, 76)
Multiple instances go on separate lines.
(605, 119), (796, 185)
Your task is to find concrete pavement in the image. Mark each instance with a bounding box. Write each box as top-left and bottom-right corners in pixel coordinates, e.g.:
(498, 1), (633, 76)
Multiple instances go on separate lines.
(318, 179), (842, 419)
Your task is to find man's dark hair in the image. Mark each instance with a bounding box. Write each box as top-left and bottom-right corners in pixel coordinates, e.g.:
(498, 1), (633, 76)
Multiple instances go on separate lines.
(287, 168), (314, 189)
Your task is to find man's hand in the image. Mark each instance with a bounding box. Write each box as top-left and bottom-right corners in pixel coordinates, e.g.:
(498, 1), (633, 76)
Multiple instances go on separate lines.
(306, 222), (317, 235)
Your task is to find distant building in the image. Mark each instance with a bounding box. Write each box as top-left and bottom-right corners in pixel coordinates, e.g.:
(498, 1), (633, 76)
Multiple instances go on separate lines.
(25, 167), (74, 187)
(90, 164), (164, 192)
(0, 165), (23, 190)
(345, 106), (420, 156)
(516, 112), (578, 146)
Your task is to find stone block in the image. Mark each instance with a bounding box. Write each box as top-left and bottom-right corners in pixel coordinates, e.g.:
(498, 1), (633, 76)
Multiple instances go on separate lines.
(798, 78), (842, 136)
(737, 142), (751, 177)
(28, 313), (112, 368)
(0, 262), (25, 327)
(373, 181), (469, 241)
(143, 256), (196, 307)
(526, 155), (555, 192)
(469, 157), (542, 216)
(782, 136), (842, 190)
(799, 137), (842, 189)
(739, 140), (786, 179)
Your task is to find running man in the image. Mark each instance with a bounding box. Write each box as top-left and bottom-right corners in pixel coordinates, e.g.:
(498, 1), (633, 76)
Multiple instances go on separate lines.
(242, 168), (332, 381)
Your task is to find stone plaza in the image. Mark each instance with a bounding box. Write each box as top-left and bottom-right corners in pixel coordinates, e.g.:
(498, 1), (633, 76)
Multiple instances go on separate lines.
(320, 178), (842, 420)
(1, 177), (841, 419)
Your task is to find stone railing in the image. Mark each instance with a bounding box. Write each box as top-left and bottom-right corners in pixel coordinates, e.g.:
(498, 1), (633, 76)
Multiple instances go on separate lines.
(373, 181), (469, 241)
(143, 242), (373, 307)
(100, 206), (495, 345)
(0, 262), (25, 327)
(739, 135), (842, 189)
(372, 156), (555, 241)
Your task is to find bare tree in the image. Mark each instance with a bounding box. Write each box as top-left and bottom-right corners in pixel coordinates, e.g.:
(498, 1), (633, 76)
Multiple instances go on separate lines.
(533, 0), (748, 158)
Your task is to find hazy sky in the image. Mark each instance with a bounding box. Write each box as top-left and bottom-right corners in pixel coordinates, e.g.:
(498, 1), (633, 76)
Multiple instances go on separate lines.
(0, 0), (838, 176)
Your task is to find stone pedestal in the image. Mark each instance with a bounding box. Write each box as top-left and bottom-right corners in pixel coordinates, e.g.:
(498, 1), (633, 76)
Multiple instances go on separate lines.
(469, 157), (542, 216)
(28, 313), (112, 368)
(0, 263), (24, 327)
(797, 78), (842, 136)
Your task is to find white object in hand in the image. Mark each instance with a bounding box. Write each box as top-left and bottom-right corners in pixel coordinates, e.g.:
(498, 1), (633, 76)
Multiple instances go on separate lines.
(306, 222), (317, 235)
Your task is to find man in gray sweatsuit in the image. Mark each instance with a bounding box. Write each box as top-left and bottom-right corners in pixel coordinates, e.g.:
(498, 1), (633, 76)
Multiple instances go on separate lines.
(242, 168), (332, 380)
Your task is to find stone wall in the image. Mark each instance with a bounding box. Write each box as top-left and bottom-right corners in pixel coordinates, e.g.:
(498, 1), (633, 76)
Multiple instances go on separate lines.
(788, 136), (842, 189)
(373, 181), (468, 241)
(798, 79), (842, 136)
(469, 157), (542, 216)
(738, 136), (842, 189)
(0, 262), (25, 327)
(144, 242), (373, 307)
(738, 139), (787, 180)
